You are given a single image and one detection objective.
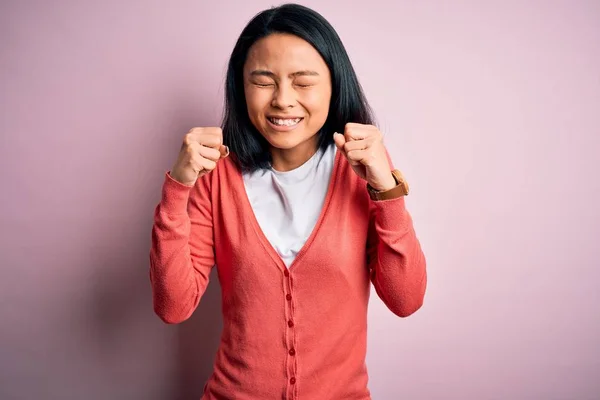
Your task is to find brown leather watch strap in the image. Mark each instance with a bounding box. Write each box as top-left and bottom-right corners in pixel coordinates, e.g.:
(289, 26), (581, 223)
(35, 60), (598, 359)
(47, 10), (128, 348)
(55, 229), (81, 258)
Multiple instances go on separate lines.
(367, 169), (409, 201)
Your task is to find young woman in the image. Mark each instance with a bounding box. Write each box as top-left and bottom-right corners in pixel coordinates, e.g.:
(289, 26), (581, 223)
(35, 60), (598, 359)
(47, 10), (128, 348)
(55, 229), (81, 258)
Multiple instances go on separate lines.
(150, 3), (427, 399)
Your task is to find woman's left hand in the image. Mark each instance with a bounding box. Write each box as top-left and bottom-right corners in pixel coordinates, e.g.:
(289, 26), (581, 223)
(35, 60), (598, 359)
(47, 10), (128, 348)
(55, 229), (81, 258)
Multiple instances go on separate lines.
(334, 123), (397, 191)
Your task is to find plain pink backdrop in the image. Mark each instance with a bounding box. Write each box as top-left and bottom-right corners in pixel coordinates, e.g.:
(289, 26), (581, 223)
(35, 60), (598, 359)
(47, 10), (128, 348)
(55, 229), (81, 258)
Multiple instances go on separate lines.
(1, 1), (599, 399)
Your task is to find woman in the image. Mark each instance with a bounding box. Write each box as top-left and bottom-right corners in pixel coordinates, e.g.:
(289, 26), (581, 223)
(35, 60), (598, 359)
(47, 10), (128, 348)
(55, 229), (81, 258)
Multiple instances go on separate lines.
(150, 3), (427, 399)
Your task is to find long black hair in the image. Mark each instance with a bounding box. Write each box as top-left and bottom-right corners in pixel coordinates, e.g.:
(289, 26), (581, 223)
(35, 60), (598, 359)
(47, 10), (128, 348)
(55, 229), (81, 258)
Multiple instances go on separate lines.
(222, 3), (375, 172)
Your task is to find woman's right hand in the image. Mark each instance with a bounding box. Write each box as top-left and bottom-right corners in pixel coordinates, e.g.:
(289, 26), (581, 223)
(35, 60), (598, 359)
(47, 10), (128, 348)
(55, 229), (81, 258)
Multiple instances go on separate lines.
(169, 127), (229, 186)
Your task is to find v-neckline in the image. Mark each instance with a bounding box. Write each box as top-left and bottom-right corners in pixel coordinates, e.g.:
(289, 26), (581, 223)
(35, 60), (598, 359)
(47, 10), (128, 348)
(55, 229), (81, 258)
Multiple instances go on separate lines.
(236, 147), (342, 272)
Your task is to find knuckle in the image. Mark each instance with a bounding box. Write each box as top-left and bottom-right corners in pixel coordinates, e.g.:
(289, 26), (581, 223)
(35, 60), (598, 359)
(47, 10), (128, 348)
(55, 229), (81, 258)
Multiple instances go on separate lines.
(206, 127), (222, 136)
(197, 135), (211, 146)
(212, 128), (223, 143)
(200, 132), (220, 146)
(186, 128), (201, 138)
(185, 145), (195, 157)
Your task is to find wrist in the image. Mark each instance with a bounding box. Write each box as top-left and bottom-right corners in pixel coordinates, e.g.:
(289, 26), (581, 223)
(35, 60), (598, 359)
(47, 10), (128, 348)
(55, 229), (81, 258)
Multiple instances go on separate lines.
(367, 169), (409, 201)
(368, 174), (397, 192)
(168, 171), (195, 187)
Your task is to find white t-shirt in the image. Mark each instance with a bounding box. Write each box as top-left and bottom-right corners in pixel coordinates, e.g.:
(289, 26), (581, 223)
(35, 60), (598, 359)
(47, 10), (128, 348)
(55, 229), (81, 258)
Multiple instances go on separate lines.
(242, 144), (337, 267)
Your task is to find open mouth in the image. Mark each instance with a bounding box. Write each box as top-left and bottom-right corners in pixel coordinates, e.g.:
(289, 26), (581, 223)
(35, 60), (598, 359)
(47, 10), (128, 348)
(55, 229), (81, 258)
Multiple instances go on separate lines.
(267, 117), (303, 127)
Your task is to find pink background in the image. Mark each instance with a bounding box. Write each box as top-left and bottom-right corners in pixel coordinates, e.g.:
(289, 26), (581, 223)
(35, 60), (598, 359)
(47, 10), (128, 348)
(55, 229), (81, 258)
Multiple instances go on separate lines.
(1, 1), (599, 399)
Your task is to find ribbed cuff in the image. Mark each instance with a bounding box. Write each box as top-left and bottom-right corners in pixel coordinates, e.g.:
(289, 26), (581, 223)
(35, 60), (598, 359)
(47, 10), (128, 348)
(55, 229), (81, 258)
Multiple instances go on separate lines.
(371, 195), (411, 233)
(160, 172), (193, 215)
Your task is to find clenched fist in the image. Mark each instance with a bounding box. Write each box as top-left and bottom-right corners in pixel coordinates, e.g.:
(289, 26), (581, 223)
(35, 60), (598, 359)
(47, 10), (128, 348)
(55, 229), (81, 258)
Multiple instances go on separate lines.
(170, 127), (229, 186)
(333, 123), (396, 192)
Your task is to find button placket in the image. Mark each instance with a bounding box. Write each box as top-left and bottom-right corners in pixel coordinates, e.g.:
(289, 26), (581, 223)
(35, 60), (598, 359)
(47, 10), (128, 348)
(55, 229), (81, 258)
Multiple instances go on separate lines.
(283, 268), (297, 398)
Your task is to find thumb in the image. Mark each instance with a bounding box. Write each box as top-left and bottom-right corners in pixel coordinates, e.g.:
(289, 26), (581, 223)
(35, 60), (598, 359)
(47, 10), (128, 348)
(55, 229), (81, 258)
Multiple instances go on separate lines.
(333, 132), (346, 151)
(334, 132), (361, 167)
(219, 145), (230, 158)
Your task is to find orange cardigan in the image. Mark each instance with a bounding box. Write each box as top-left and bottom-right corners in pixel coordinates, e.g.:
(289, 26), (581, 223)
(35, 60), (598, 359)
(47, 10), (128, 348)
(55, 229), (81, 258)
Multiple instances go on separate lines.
(150, 150), (427, 399)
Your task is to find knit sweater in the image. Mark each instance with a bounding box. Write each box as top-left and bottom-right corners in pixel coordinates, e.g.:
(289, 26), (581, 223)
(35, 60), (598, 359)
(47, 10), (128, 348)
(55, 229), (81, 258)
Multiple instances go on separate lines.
(149, 150), (427, 400)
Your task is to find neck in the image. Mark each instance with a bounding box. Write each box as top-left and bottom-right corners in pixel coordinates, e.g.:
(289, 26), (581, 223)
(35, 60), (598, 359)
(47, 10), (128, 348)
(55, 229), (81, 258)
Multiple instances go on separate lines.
(270, 136), (319, 172)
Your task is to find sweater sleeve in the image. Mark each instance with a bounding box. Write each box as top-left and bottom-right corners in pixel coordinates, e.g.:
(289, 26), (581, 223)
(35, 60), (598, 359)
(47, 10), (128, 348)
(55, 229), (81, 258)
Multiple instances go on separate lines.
(366, 195), (427, 317)
(149, 172), (215, 324)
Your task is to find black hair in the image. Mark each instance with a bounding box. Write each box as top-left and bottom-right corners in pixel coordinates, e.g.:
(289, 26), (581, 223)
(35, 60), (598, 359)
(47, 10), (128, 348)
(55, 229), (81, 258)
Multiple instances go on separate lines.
(222, 3), (375, 171)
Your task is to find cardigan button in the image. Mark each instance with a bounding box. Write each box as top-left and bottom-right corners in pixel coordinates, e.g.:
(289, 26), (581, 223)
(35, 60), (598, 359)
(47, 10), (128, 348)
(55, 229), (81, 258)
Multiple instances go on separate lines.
(286, 294), (292, 301)
(289, 348), (296, 356)
(288, 320), (294, 327)
(284, 270), (290, 277)
(290, 377), (296, 384)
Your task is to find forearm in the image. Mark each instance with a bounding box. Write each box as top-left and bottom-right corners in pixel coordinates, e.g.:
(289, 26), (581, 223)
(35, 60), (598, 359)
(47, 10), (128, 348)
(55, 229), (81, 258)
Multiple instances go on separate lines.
(368, 196), (427, 317)
(149, 173), (214, 324)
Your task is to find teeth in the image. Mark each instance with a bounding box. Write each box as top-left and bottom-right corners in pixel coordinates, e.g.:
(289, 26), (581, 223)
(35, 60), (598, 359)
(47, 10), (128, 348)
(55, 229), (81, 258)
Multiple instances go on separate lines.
(269, 118), (302, 126)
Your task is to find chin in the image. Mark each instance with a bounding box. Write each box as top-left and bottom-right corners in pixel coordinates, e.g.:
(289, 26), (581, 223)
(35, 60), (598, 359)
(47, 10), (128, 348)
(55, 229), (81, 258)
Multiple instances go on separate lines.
(258, 127), (310, 149)
(265, 134), (308, 150)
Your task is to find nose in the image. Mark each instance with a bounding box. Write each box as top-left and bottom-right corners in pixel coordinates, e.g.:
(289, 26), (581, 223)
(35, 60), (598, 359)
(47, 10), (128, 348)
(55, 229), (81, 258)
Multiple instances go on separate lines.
(271, 83), (296, 109)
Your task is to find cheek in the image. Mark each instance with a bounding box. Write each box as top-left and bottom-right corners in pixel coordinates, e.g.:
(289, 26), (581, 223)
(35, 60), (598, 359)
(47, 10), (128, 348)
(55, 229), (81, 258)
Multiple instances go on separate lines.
(244, 88), (268, 119)
(302, 90), (331, 118)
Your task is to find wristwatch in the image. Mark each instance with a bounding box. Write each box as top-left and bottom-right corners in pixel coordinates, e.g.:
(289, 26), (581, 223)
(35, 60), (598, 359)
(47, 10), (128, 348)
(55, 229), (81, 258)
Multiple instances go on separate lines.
(367, 169), (409, 201)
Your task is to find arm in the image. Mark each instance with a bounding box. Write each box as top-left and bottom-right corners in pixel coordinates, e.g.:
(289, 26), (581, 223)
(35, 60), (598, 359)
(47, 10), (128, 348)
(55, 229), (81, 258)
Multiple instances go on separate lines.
(149, 172), (215, 324)
(367, 195), (427, 318)
(333, 123), (427, 316)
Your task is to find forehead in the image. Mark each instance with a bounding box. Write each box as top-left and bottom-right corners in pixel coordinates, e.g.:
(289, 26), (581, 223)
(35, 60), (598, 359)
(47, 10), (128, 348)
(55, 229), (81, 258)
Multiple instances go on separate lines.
(244, 33), (328, 74)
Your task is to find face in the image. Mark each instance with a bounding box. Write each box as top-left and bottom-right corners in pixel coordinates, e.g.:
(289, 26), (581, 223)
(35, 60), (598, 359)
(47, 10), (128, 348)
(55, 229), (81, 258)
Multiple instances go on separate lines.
(243, 33), (332, 154)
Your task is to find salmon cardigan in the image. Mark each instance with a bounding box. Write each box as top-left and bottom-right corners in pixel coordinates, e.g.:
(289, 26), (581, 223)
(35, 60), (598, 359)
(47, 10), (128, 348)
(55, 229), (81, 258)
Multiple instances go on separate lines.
(150, 150), (427, 399)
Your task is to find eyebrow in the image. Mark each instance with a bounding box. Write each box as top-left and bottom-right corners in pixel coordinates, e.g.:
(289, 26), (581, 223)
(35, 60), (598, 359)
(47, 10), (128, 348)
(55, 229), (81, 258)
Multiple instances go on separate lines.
(250, 69), (320, 78)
